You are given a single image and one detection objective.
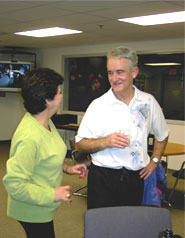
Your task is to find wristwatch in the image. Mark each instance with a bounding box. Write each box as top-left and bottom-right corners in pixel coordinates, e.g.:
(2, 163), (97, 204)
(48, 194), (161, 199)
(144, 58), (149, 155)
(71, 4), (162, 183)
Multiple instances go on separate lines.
(152, 157), (159, 164)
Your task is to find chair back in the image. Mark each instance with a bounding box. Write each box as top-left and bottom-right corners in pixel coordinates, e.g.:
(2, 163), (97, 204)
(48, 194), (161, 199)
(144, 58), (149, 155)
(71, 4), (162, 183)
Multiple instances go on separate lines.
(84, 206), (172, 238)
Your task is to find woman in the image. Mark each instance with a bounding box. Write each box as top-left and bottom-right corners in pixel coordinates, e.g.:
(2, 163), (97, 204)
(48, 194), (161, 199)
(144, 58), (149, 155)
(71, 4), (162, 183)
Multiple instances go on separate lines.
(3, 68), (87, 238)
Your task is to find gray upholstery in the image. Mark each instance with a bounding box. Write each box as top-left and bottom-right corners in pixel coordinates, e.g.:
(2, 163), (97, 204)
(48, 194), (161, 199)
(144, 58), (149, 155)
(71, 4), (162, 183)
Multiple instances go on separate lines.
(84, 206), (172, 238)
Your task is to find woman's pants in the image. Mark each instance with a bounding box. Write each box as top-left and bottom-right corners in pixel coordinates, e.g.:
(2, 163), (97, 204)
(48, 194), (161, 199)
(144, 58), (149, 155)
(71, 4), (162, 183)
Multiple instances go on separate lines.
(18, 220), (55, 238)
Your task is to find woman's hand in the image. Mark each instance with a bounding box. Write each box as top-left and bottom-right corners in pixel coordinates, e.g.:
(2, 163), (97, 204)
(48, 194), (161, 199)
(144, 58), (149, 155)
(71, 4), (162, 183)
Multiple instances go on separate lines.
(66, 164), (87, 178)
(54, 185), (72, 202)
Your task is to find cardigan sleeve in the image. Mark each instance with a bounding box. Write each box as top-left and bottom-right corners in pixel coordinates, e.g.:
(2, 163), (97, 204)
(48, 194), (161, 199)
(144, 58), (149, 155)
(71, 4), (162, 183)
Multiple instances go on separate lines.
(3, 139), (56, 207)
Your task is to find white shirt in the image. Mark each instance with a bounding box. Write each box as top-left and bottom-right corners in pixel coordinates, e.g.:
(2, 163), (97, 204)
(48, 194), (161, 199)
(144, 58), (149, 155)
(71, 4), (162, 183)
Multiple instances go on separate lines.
(76, 86), (169, 170)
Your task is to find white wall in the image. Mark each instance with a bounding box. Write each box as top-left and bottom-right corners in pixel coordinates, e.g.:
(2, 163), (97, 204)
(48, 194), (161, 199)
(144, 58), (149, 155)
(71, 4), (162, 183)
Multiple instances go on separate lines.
(38, 38), (184, 72)
(0, 49), (37, 141)
(0, 38), (184, 169)
(0, 92), (25, 140)
(165, 121), (185, 170)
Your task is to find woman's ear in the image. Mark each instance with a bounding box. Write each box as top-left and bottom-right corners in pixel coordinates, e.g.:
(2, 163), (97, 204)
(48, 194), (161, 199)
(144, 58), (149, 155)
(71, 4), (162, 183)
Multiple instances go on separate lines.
(45, 99), (51, 106)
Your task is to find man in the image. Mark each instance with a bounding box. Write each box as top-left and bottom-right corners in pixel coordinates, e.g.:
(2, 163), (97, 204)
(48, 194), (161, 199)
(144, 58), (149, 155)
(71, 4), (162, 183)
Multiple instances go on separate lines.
(75, 46), (169, 209)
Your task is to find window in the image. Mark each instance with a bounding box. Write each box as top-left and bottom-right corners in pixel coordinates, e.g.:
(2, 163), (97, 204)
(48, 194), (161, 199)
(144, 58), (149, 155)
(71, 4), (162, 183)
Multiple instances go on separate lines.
(64, 52), (184, 120)
(138, 53), (184, 120)
(64, 56), (109, 112)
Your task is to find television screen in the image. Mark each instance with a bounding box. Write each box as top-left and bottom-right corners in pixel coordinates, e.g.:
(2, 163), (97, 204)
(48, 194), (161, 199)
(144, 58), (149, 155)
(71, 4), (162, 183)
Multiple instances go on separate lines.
(0, 61), (33, 91)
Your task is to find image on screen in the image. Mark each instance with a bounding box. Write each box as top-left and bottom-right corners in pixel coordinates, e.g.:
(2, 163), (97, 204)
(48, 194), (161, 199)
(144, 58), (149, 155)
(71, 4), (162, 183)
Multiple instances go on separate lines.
(0, 62), (31, 88)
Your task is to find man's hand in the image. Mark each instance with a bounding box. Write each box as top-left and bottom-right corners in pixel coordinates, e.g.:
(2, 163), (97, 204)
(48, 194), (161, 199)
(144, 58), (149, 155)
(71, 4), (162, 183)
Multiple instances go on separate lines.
(139, 161), (158, 180)
(105, 132), (129, 149)
(75, 132), (130, 154)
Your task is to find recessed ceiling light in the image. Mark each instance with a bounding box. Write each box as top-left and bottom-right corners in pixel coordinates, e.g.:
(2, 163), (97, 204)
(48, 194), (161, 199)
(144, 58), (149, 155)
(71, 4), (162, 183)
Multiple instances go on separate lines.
(15, 27), (83, 37)
(118, 11), (185, 26)
(144, 63), (182, 66)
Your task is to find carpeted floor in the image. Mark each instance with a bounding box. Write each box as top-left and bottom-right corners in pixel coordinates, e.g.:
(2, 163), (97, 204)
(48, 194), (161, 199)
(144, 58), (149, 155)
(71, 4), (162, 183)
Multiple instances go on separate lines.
(0, 141), (184, 238)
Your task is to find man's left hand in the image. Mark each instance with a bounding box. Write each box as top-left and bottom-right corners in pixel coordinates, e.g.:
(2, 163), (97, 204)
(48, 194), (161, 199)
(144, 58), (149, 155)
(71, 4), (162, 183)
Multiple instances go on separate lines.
(139, 161), (158, 180)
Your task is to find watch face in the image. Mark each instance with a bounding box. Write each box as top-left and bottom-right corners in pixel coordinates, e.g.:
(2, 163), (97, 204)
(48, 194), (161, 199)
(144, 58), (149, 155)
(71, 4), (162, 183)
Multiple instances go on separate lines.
(152, 157), (159, 163)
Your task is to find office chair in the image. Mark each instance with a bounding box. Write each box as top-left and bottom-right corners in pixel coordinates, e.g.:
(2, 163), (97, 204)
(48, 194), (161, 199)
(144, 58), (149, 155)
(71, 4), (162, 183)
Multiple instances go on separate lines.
(166, 161), (185, 207)
(84, 206), (172, 238)
(69, 137), (91, 198)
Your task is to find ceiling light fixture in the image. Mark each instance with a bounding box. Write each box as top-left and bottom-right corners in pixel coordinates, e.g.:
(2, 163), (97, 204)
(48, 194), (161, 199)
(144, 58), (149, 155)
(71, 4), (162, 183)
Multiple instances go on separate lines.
(15, 27), (83, 37)
(118, 11), (185, 26)
(144, 63), (182, 66)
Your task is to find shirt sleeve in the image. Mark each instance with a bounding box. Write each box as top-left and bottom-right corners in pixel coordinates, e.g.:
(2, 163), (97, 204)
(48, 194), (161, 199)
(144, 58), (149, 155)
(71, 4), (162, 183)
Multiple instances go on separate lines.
(150, 97), (169, 141)
(75, 102), (98, 143)
(2, 139), (55, 207)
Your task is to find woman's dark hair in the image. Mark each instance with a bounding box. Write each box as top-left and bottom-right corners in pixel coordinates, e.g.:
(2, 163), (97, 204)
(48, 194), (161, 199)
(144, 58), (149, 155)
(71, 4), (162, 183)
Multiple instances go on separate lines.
(21, 68), (64, 114)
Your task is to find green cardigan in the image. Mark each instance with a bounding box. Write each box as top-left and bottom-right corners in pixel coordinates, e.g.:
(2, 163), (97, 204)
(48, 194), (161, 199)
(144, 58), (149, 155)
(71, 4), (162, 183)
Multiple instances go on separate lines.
(3, 112), (67, 222)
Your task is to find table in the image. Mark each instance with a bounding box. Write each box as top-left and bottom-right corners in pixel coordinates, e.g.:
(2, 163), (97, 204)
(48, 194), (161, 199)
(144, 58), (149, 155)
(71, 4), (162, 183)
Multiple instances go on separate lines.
(55, 123), (79, 132)
(162, 142), (185, 207)
(163, 142), (185, 156)
(56, 123), (79, 143)
(148, 142), (185, 168)
(162, 142), (185, 171)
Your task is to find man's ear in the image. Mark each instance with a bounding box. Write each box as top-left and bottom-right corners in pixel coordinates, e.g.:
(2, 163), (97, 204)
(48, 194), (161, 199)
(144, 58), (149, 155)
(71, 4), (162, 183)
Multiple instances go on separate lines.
(132, 67), (139, 79)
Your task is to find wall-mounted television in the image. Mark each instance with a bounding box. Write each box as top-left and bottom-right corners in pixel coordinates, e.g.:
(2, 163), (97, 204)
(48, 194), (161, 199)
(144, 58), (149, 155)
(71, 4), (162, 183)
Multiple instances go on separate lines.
(0, 61), (34, 92)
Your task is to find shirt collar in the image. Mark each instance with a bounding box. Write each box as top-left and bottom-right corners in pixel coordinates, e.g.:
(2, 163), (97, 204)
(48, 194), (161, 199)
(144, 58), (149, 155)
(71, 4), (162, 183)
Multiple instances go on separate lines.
(107, 88), (123, 105)
(107, 86), (142, 105)
(133, 85), (142, 102)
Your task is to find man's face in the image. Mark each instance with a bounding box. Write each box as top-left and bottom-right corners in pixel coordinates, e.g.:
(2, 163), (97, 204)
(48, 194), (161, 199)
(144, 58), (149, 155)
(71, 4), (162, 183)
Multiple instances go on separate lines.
(107, 58), (138, 94)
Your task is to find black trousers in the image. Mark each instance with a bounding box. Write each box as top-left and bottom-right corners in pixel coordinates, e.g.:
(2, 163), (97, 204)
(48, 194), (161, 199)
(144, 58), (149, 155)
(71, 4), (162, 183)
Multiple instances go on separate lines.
(18, 220), (55, 238)
(87, 163), (144, 209)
